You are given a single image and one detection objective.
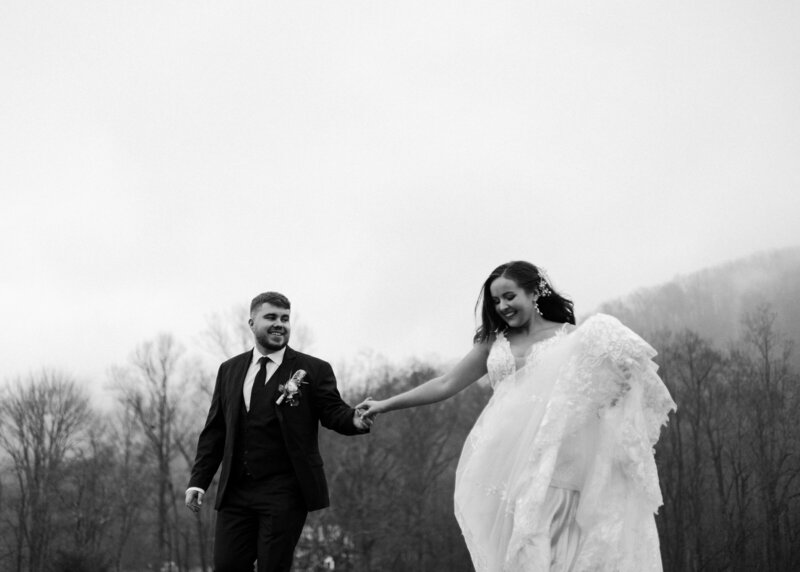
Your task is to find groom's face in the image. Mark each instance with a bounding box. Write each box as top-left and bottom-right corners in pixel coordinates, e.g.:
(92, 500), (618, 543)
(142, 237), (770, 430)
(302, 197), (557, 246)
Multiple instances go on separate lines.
(249, 302), (291, 352)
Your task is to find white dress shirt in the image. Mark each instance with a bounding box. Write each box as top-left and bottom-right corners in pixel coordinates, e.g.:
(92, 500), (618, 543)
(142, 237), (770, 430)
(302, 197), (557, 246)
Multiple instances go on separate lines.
(242, 346), (286, 411)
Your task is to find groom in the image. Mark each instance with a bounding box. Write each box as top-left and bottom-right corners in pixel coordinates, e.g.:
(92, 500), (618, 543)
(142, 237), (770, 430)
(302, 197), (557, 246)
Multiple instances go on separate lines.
(185, 291), (371, 572)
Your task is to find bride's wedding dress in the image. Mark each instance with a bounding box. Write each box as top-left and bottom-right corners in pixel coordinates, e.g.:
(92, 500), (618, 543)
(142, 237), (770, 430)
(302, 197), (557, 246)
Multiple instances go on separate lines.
(454, 314), (675, 572)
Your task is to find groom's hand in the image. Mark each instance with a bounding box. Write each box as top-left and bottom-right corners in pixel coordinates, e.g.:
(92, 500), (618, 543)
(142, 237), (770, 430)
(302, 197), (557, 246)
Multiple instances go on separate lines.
(185, 488), (204, 512)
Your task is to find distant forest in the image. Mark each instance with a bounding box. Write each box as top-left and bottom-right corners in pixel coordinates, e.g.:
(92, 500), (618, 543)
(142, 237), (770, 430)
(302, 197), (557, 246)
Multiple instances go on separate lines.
(1, 248), (799, 571)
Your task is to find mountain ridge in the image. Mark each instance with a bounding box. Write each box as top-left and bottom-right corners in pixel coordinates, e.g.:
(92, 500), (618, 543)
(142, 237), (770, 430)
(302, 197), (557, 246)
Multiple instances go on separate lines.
(594, 246), (800, 349)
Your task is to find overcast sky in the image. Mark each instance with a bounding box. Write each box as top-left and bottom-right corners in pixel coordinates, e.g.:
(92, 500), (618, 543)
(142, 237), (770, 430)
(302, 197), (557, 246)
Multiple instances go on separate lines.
(2, 1), (798, 399)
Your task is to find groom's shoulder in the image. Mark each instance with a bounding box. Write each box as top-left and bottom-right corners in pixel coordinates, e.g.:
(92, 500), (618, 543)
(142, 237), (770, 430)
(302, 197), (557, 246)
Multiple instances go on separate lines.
(220, 350), (252, 369)
(288, 347), (331, 370)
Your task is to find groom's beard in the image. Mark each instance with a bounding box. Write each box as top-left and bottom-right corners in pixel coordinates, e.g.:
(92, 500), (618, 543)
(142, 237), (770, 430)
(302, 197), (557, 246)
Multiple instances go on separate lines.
(256, 328), (289, 352)
(256, 328), (289, 351)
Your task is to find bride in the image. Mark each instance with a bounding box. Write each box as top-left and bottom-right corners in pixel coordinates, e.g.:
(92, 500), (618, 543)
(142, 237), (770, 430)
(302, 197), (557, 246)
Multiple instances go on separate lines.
(357, 261), (676, 571)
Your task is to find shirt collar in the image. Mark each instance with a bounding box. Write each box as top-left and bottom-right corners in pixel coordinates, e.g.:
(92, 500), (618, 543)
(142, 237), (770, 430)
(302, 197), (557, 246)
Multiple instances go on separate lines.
(253, 345), (286, 367)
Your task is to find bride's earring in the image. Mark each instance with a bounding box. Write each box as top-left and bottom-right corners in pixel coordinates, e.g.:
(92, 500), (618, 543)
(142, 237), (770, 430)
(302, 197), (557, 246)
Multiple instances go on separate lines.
(534, 296), (543, 317)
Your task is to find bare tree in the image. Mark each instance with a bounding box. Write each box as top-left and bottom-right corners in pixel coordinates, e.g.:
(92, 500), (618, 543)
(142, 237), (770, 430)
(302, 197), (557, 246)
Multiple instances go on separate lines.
(52, 417), (118, 571)
(110, 334), (187, 570)
(654, 308), (800, 572)
(741, 304), (800, 570)
(201, 305), (253, 361)
(722, 346), (759, 570)
(0, 371), (91, 572)
(663, 330), (726, 570)
(105, 402), (153, 572)
(174, 366), (217, 572)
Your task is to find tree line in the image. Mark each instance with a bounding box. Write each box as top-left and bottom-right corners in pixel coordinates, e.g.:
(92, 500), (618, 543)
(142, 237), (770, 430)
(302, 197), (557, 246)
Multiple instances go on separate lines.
(0, 304), (798, 571)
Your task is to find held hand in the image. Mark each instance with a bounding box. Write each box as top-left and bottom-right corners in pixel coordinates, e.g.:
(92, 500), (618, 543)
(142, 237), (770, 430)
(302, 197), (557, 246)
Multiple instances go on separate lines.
(353, 410), (373, 431)
(185, 489), (204, 513)
(356, 398), (387, 421)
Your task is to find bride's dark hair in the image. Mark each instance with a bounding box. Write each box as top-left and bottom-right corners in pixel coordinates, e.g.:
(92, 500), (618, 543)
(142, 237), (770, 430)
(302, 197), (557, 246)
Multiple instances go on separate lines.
(474, 261), (575, 343)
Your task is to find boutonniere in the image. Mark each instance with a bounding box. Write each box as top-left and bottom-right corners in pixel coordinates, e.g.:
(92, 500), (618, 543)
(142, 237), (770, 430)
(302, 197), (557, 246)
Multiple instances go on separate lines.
(276, 370), (308, 406)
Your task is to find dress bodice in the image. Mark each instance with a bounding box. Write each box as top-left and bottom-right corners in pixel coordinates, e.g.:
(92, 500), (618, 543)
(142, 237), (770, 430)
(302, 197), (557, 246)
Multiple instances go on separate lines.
(486, 326), (570, 389)
(486, 332), (516, 388)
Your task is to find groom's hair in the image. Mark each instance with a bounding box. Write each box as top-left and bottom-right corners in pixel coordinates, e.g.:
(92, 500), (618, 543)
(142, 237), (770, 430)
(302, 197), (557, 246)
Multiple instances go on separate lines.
(250, 291), (291, 314)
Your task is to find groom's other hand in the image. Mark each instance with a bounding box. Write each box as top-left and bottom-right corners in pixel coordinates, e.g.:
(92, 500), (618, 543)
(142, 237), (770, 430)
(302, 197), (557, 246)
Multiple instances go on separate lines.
(185, 488), (204, 512)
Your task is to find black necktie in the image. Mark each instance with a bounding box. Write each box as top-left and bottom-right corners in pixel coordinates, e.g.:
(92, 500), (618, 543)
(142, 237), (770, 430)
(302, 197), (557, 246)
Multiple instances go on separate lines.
(249, 356), (270, 411)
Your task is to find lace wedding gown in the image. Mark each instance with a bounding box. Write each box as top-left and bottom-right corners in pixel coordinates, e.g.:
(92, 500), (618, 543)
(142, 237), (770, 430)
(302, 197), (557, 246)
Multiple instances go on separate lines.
(454, 314), (676, 572)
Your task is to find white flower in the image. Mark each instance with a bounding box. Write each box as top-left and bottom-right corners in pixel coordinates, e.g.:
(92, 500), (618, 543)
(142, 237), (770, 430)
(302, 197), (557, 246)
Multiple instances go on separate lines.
(276, 370), (308, 405)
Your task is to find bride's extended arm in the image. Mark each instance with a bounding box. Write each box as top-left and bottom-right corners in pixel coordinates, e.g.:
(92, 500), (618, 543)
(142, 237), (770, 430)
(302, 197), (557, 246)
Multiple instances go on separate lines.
(357, 342), (490, 417)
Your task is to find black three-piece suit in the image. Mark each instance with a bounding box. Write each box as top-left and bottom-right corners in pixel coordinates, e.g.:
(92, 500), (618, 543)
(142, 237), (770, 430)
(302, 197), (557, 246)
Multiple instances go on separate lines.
(188, 345), (366, 571)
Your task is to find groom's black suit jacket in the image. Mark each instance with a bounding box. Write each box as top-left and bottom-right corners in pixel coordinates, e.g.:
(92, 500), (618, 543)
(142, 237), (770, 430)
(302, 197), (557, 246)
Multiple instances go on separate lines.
(188, 346), (365, 511)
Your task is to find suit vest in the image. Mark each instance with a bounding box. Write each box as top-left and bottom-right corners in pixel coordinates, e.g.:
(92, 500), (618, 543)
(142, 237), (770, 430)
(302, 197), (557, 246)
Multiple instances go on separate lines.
(232, 374), (293, 480)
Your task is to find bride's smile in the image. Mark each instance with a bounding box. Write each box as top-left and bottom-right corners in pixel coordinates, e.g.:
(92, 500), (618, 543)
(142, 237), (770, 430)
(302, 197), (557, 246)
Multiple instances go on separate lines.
(490, 276), (537, 330)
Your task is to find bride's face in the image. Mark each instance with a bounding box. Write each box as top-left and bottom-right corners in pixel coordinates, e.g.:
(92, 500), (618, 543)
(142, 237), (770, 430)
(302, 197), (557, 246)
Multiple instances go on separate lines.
(490, 276), (537, 329)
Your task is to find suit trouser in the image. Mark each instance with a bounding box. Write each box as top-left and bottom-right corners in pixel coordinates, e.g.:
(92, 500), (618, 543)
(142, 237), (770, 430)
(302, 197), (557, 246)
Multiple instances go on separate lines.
(214, 471), (307, 572)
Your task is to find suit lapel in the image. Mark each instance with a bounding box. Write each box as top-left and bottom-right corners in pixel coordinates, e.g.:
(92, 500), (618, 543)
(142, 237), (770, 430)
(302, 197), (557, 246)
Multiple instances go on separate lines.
(229, 350), (252, 426)
(271, 346), (299, 418)
(271, 346), (298, 401)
